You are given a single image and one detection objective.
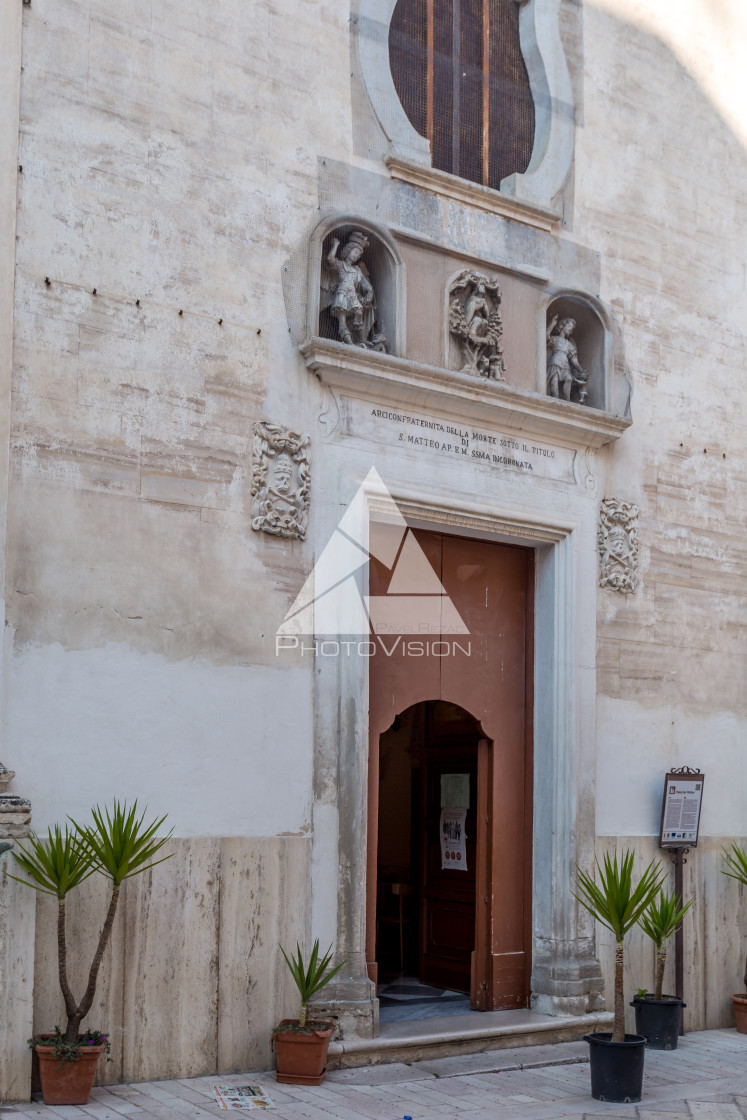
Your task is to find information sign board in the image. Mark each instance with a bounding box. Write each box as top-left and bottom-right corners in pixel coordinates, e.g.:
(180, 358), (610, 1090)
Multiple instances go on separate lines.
(659, 770), (704, 848)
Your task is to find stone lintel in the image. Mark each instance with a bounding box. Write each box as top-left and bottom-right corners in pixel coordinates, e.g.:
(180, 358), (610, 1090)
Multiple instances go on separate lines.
(384, 156), (562, 233)
(300, 338), (631, 451)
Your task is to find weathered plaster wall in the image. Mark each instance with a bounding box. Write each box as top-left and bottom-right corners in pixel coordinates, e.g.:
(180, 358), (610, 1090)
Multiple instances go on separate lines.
(580, 0), (747, 835)
(1, 0), (745, 1092)
(7, 644), (313, 836)
(584, 1), (747, 1031)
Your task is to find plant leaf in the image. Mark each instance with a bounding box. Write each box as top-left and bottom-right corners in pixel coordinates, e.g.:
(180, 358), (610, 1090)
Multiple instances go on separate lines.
(71, 799), (173, 888)
(722, 844), (747, 887)
(638, 889), (693, 947)
(9, 825), (96, 898)
(280, 938), (346, 1016)
(574, 849), (665, 941)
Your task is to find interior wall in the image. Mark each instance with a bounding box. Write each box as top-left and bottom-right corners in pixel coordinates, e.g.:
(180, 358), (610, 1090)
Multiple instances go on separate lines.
(377, 710), (416, 878)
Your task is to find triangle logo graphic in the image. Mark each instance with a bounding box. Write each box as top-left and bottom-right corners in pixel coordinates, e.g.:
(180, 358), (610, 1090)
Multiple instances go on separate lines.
(277, 468), (469, 637)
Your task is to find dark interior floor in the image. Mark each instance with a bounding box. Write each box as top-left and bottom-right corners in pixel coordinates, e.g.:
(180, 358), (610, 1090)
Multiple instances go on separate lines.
(377, 973), (473, 1023)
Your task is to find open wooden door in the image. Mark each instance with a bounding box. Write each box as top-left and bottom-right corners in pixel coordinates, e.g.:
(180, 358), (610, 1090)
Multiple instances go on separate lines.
(367, 528), (533, 1011)
(420, 704), (479, 993)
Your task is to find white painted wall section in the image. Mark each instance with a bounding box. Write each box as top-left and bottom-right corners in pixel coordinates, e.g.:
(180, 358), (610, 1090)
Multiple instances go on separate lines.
(7, 643), (313, 837)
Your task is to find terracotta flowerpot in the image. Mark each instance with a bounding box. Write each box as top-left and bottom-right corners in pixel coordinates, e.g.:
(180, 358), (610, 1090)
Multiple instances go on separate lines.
(732, 994), (747, 1034)
(274, 1020), (334, 1085)
(35, 1040), (105, 1105)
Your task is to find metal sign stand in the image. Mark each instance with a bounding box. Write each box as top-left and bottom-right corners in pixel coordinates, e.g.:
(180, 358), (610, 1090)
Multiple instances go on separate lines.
(671, 844), (689, 1036)
(657, 766), (704, 1038)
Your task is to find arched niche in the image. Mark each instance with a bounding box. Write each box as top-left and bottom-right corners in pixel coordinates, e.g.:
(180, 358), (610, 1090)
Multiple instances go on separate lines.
(306, 216), (406, 358)
(540, 290), (613, 413)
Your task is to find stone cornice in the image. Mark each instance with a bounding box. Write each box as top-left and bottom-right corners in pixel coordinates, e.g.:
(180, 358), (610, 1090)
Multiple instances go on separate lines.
(300, 338), (631, 450)
(385, 156), (562, 233)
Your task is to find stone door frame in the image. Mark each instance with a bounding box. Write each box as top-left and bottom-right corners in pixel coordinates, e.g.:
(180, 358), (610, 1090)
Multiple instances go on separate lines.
(314, 476), (603, 1037)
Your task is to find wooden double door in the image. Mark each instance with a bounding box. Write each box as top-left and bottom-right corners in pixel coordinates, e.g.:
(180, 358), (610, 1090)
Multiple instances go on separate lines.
(368, 529), (533, 1010)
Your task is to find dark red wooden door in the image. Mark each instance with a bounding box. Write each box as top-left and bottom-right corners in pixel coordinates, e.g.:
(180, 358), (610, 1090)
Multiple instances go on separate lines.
(420, 704), (479, 993)
(367, 529), (533, 1009)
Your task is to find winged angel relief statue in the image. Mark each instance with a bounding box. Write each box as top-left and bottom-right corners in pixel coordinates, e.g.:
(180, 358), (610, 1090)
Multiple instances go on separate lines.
(320, 230), (386, 351)
(448, 270), (506, 380)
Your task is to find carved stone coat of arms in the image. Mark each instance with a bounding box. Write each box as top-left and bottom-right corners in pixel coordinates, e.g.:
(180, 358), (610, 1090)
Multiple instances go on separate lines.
(251, 422), (310, 540)
(598, 498), (639, 593)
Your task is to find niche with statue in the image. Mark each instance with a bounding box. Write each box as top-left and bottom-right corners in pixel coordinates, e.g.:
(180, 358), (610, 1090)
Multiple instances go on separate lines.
(317, 222), (402, 355)
(544, 294), (609, 411)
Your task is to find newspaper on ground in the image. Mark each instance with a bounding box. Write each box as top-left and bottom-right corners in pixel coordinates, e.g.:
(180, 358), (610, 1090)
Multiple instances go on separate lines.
(211, 1084), (275, 1110)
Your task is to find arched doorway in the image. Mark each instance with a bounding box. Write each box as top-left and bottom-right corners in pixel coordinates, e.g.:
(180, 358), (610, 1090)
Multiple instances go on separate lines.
(367, 528), (534, 1011)
(377, 700), (481, 1009)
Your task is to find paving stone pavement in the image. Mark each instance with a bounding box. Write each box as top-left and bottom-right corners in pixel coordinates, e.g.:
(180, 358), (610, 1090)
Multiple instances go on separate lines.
(3, 1030), (745, 1120)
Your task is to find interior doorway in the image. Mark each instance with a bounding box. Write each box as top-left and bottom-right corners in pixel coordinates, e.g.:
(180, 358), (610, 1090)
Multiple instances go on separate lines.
(377, 701), (481, 1015)
(377, 701), (479, 989)
(367, 528), (534, 1013)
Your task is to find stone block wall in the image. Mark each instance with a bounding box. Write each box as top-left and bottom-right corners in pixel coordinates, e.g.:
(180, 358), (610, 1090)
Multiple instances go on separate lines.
(595, 836), (747, 1033)
(31, 837), (310, 1084)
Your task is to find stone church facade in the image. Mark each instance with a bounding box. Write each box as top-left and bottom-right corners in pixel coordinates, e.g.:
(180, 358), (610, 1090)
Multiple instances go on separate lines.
(0, 0), (745, 1100)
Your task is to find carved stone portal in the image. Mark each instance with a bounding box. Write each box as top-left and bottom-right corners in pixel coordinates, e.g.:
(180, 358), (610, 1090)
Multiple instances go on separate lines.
(546, 314), (590, 404)
(251, 422), (310, 540)
(448, 270), (506, 380)
(320, 230), (387, 352)
(598, 498), (639, 593)
(0, 762), (32, 838)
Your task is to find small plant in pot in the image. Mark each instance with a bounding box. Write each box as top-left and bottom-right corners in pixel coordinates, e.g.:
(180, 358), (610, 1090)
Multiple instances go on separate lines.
(575, 849), (664, 1104)
(632, 888), (693, 1050)
(721, 842), (747, 1033)
(10, 801), (172, 1105)
(273, 940), (345, 1085)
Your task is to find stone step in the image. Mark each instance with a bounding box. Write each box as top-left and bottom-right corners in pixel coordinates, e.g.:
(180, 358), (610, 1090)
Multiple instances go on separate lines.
(327, 1009), (613, 1069)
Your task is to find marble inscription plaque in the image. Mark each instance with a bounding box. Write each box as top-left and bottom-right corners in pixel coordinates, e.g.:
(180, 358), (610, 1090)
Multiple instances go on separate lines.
(343, 398), (575, 484)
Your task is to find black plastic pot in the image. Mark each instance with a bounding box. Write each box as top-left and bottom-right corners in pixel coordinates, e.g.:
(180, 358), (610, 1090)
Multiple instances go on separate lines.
(631, 994), (684, 1050)
(584, 1032), (646, 1103)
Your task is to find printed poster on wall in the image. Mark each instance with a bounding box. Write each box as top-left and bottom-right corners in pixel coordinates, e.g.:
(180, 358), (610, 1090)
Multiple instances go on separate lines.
(440, 807), (467, 870)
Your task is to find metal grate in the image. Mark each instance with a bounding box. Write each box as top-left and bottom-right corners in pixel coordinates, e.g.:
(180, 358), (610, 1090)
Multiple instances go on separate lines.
(389, 0), (535, 189)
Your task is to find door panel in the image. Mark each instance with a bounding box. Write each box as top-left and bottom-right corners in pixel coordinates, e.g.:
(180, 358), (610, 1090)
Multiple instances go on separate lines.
(420, 731), (477, 993)
(368, 529), (533, 1010)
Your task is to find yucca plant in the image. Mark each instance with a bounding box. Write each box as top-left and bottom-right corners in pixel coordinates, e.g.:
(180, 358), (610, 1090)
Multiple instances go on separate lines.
(722, 843), (747, 991)
(575, 850), (664, 1042)
(11, 800), (172, 1046)
(638, 889), (693, 1000)
(280, 939), (345, 1029)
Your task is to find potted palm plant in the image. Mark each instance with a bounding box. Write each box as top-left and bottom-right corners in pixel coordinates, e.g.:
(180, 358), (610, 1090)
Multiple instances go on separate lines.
(273, 940), (345, 1085)
(632, 888), (693, 1049)
(10, 801), (172, 1105)
(722, 842), (747, 1033)
(575, 849), (664, 1103)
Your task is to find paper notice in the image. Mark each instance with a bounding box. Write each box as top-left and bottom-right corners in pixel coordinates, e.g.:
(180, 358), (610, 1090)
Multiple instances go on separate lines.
(440, 807), (468, 870)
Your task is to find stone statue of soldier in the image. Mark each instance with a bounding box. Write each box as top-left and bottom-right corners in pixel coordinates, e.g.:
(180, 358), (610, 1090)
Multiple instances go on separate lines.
(546, 315), (589, 403)
(321, 230), (380, 348)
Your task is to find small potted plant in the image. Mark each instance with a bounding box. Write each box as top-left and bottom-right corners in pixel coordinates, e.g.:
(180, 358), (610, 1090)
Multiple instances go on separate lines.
(575, 849), (664, 1104)
(11, 801), (172, 1105)
(722, 842), (747, 1033)
(273, 939), (345, 1085)
(631, 888), (693, 1049)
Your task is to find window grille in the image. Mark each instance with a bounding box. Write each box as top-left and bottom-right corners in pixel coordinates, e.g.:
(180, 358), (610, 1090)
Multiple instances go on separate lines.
(389, 0), (535, 190)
